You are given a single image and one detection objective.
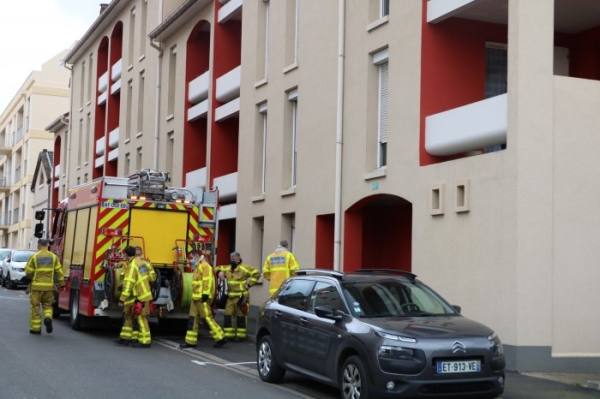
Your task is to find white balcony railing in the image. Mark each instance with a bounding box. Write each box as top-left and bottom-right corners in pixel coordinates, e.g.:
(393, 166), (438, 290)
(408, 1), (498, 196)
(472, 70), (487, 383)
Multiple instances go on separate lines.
(187, 99), (209, 122)
(215, 97), (240, 121)
(425, 93), (507, 156)
(218, 0), (242, 23)
(96, 136), (106, 156)
(111, 58), (122, 82)
(108, 127), (120, 149)
(185, 167), (207, 190)
(216, 65), (241, 103)
(188, 71), (210, 105)
(427, 0), (476, 23)
(98, 71), (109, 93)
(54, 164), (60, 178)
(213, 171), (238, 202)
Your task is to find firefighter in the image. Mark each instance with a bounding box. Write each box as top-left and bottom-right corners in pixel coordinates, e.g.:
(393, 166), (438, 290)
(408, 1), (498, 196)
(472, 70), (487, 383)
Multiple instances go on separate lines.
(216, 252), (260, 342)
(262, 240), (300, 297)
(25, 238), (65, 335)
(180, 250), (228, 349)
(117, 246), (153, 348)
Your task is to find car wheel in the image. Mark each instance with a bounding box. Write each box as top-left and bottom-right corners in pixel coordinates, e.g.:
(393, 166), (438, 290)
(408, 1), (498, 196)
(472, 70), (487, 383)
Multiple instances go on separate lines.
(341, 356), (370, 399)
(70, 289), (82, 331)
(5, 272), (12, 289)
(257, 335), (286, 383)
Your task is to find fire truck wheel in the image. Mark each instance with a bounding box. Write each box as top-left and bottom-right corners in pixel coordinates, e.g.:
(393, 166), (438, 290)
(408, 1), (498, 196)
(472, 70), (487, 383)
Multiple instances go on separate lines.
(70, 290), (83, 331)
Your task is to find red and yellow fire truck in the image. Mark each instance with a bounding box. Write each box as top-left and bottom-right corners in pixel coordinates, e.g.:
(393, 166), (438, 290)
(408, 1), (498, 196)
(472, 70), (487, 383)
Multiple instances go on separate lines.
(49, 169), (218, 330)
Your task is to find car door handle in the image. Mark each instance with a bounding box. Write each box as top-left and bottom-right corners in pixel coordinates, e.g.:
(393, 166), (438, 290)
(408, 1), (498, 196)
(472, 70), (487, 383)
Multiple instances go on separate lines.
(274, 310), (282, 318)
(299, 317), (308, 326)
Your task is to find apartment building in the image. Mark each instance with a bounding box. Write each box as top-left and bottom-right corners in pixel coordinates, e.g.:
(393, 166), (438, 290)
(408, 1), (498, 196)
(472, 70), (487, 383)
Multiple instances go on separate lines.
(56, 0), (600, 372)
(0, 50), (70, 249)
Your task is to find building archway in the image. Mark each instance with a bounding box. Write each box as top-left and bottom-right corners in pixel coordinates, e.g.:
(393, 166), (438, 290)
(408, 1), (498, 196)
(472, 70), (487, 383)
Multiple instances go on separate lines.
(344, 194), (412, 272)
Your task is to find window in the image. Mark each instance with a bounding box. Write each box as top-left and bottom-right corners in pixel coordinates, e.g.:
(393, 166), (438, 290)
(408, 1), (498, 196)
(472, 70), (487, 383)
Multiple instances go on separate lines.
(126, 80), (133, 140)
(167, 46), (177, 116)
(136, 147), (142, 171)
(372, 48), (389, 168)
(166, 131), (174, 178)
(139, 0), (147, 58)
(128, 7), (136, 66)
(257, 0), (270, 81)
(78, 119), (83, 166)
(125, 153), (130, 175)
(255, 103), (268, 195)
(80, 61), (86, 105)
(278, 279), (314, 310)
(284, 89), (298, 188)
(309, 282), (347, 313)
(484, 43), (507, 153)
(285, 0), (299, 67)
(253, 217), (265, 271)
(87, 53), (93, 103)
(380, 0), (389, 17)
(86, 113), (91, 163)
(137, 71), (145, 134)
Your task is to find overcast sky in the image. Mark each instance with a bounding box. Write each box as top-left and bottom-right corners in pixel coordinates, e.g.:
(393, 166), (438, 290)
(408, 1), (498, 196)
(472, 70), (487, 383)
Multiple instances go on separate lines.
(0, 1), (100, 113)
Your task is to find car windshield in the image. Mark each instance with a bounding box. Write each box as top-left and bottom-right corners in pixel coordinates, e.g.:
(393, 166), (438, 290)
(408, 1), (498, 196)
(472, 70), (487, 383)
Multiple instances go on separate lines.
(341, 279), (457, 318)
(13, 252), (34, 262)
(0, 250), (11, 260)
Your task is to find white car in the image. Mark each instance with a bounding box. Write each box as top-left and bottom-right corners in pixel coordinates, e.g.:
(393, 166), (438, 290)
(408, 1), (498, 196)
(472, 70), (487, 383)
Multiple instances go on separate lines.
(1, 250), (35, 289)
(0, 248), (13, 285)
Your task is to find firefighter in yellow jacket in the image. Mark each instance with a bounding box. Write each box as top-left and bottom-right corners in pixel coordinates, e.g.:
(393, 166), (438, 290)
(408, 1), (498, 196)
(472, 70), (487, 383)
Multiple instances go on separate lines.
(25, 238), (65, 335)
(118, 246), (153, 348)
(114, 247), (156, 346)
(180, 250), (227, 349)
(216, 251), (260, 342)
(263, 240), (300, 297)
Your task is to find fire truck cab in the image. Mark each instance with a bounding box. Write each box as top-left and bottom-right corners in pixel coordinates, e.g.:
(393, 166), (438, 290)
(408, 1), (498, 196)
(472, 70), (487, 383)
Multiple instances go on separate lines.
(50, 169), (217, 330)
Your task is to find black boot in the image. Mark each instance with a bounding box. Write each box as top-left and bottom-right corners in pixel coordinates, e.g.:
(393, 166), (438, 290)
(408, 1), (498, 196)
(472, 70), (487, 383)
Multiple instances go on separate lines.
(44, 318), (53, 334)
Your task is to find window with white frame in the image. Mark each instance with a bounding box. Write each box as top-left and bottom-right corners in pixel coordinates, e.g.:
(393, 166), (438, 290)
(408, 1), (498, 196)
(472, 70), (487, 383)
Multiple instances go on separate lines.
(285, 0), (299, 67)
(257, 0), (270, 81)
(288, 89), (298, 187)
(260, 104), (268, 194)
(167, 46), (177, 116)
(381, 0), (390, 17)
(128, 7), (136, 66)
(137, 71), (145, 134)
(373, 48), (389, 168)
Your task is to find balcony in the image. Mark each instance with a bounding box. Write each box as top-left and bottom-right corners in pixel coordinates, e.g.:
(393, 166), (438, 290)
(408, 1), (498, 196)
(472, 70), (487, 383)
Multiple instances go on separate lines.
(96, 136), (106, 156)
(216, 66), (240, 103)
(218, 203), (237, 221)
(95, 156), (105, 169)
(0, 142), (10, 156)
(54, 164), (60, 178)
(108, 127), (120, 149)
(213, 171), (238, 203)
(187, 100), (209, 122)
(215, 97), (240, 121)
(188, 71), (210, 105)
(218, 0), (242, 24)
(0, 177), (9, 193)
(108, 147), (119, 162)
(425, 93), (507, 156)
(98, 71), (109, 94)
(186, 167), (207, 190)
(111, 59), (122, 82)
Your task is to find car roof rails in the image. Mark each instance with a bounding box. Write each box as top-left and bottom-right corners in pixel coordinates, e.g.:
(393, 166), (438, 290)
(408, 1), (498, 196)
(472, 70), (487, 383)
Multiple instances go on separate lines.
(353, 268), (417, 282)
(296, 269), (345, 280)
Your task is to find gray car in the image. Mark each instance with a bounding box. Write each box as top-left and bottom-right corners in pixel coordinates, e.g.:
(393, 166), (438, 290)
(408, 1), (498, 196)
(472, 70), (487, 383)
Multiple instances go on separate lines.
(256, 269), (505, 399)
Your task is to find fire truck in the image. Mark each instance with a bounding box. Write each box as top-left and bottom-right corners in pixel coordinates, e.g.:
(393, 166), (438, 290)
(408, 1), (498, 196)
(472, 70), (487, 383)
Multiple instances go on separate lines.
(49, 169), (218, 330)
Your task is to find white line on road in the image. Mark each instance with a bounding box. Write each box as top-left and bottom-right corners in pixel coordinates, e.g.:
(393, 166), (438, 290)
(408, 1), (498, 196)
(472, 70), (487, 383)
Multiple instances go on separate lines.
(192, 360), (256, 367)
(0, 295), (29, 300)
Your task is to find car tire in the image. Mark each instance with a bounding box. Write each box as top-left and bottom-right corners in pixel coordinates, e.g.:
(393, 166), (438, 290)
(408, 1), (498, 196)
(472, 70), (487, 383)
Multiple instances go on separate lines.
(341, 355), (371, 399)
(257, 335), (286, 383)
(5, 272), (12, 289)
(70, 289), (82, 331)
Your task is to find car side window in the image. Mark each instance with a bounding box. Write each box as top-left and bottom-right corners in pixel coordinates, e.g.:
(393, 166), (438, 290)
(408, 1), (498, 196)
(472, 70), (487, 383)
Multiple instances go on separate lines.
(277, 279), (315, 310)
(308, 281), (347, 314)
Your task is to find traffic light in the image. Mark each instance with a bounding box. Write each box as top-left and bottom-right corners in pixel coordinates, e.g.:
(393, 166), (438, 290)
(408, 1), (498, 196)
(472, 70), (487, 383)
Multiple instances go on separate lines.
(35, 210), (45, 221)
(34, 223), (44, 238)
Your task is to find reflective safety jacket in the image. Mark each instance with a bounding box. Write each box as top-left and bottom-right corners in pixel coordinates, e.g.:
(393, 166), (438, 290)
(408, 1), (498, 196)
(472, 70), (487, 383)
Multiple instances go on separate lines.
(119, 258), (152, 305)
(25, 249), (65, 292)
(215, 263), (260, 298)
(191, 259), (215, 301)
(263, 246), (300, 296)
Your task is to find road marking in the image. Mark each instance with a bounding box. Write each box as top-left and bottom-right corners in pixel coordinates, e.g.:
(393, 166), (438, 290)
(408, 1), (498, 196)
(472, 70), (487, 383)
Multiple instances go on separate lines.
(192, 360), (256, 367)
(0, 295), (29, 300)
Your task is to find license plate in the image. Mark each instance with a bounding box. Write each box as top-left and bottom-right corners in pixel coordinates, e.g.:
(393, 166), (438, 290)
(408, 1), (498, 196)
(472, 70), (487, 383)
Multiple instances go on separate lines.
(436, 360), (481, 374)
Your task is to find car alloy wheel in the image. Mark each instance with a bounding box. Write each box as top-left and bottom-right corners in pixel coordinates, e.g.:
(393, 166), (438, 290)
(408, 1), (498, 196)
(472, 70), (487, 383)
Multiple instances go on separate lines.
(257, 335), (285, 383)
(341, 356), (370, 399)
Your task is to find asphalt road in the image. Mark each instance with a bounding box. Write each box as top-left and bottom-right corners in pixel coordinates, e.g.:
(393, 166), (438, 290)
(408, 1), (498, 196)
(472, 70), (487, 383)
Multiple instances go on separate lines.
(2, 285), (600, 399)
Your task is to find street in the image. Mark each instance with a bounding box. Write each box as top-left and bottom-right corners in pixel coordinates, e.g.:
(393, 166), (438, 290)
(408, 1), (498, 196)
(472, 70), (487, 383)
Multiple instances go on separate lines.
(2, 286), (600, 399)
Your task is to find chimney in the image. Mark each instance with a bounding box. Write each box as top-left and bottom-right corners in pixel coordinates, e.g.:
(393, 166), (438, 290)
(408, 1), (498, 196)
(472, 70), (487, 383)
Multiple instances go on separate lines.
(100, 3), (109, 15)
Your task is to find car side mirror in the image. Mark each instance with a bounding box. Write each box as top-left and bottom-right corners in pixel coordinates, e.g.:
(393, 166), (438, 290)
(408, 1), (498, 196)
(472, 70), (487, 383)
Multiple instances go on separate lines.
(452, 305), (462, 314)
(6, 258), (10, 263)
(315, 305), (344, 321)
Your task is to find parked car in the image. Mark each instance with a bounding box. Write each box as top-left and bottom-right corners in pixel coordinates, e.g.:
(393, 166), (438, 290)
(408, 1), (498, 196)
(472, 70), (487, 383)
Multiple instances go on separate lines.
(0, 248), (13, 287)
(1, 250), (35, 289)
(256, 269), (505, 399)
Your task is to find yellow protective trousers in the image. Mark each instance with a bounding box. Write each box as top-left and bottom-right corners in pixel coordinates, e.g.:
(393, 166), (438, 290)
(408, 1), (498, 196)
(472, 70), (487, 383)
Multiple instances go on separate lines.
(184, 300), (225, 345)
(119, 304), (139, 342)
(30, 290), (54, 332)
(223, 296), (249, 339)
(136, 301), (151, 345)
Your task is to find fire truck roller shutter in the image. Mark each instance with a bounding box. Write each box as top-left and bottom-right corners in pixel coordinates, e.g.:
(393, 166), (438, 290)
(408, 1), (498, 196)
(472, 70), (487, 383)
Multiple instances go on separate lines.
(129, 208), (189, 265)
